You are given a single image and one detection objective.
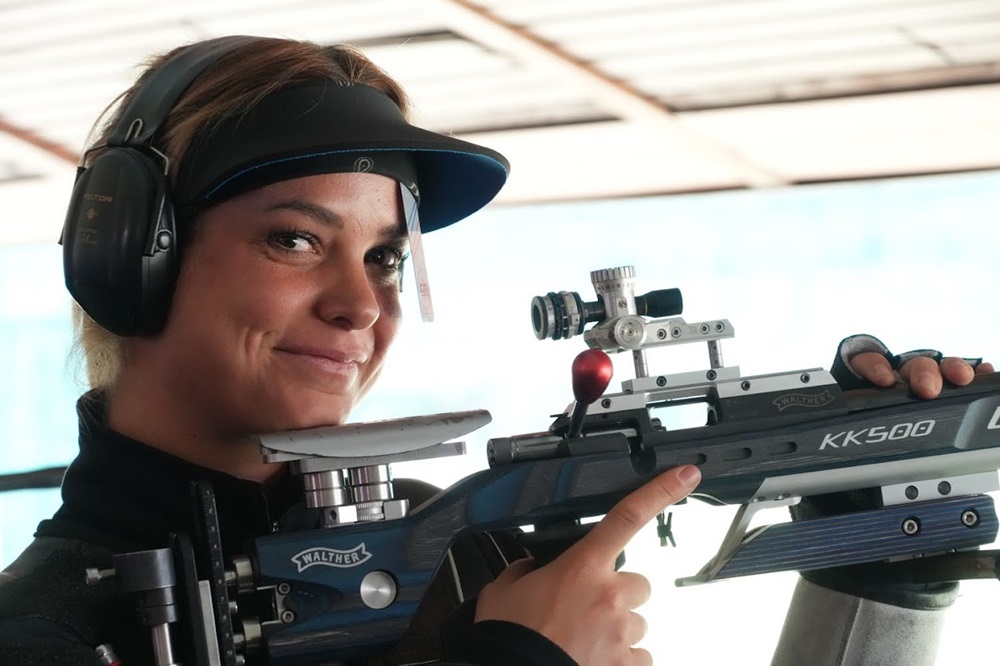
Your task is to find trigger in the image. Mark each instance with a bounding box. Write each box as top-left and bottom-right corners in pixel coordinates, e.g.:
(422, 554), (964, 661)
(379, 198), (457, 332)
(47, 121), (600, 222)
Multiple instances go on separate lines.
(657, 511), (676, 548)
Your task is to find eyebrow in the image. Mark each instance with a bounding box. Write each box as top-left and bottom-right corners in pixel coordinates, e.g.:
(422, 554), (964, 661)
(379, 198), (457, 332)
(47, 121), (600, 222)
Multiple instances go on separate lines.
(266, 199), (408, 241)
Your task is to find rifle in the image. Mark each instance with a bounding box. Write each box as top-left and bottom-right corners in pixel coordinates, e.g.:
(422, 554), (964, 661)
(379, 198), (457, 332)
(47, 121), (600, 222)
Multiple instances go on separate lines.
(91, 265), (1000, 666)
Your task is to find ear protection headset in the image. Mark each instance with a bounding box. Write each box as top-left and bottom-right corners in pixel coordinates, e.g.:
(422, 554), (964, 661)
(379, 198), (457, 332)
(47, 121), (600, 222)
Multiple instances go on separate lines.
(61, 36), (256, 337)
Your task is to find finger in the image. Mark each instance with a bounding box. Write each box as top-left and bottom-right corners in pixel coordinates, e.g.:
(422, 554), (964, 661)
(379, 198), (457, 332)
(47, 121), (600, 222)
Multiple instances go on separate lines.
(899, 356), (943, 399)
(568, 465), (700, 567)
(976, 362), (995, 375)
(939, 357), (975, 386)
(629, 647), (653, 666)
(615, 571), (653, 609)
(849, 352), (896, 387)
(624, 611), (648, 646)
(492, 558), (536, 586)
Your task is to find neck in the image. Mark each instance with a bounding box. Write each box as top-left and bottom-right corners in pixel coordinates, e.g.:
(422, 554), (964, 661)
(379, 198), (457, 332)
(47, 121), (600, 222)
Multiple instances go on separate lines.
(108, 363), (283, 485)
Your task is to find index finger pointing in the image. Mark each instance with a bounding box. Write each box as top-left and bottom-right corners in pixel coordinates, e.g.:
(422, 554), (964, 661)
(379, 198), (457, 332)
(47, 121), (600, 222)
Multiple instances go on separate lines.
(568, 465), (701, 567)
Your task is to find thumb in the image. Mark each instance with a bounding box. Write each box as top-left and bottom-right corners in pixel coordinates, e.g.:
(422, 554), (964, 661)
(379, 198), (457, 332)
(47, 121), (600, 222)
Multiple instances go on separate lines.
(491, 557), (537, 586)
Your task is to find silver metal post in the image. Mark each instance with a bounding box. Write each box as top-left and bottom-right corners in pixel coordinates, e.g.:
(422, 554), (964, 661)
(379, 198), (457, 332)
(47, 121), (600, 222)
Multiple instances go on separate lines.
(150, 623), (179, 666)
(633, 349), (649, 378)
(302, 469), (348, 508)
(708, 340), (724, 369)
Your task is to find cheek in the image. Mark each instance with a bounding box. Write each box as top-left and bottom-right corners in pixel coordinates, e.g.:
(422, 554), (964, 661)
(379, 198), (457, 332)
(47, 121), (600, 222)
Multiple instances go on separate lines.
(169, 249), (308, 352)
(372, 291), (402, 359)
(173, 240), (247, 311)
(381, 286), (403, 321)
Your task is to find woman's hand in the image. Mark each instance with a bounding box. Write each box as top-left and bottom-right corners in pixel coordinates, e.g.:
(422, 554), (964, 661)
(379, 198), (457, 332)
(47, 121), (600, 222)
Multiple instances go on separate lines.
(850, 353), (994, 399)
(474, 465), (702, 666)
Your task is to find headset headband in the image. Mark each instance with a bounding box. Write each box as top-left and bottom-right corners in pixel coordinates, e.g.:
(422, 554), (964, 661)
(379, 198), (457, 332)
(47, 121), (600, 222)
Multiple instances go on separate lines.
(107, 35), (259, 149)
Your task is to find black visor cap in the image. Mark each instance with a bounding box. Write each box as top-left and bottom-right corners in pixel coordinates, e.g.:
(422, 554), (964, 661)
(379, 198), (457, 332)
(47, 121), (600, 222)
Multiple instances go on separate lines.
(173, 82), (510, 233)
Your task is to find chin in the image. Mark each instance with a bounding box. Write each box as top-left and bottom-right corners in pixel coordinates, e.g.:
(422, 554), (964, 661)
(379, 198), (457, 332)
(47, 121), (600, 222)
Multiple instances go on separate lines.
(259, 394), (355, 432)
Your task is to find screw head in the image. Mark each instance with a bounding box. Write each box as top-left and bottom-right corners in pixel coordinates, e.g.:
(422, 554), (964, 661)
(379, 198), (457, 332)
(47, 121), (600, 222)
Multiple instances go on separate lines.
(961, 509), (980, 527)
(938, 481), (952, 496)
(800, 373), (810, 383)
(741, 380), (751, 391)
(699, 323), (710, 334)
(671, 327), (682, 338)
(280, 610), (296, 623)
(901, 518), (921, 535)
(657, 328), (667, 339)
(601, 398), (612, 409)
(706, 370), (717, 381)
(656, 376), (667, 387)
(715, 322), (725, 332)
(277, 582), (291, 595)
(904, 485), (919, 500)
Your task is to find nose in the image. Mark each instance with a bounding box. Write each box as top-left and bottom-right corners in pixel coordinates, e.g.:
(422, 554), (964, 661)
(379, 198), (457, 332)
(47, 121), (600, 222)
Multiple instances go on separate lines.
(316, 258), (381, 330)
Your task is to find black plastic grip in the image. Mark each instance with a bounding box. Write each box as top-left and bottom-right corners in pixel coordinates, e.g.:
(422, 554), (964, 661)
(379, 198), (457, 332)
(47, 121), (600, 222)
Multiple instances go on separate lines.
(636, 288), (683, 318)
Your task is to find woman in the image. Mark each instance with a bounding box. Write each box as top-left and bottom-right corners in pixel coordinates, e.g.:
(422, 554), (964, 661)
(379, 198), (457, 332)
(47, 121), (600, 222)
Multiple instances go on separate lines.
(0, 35), (987, 666)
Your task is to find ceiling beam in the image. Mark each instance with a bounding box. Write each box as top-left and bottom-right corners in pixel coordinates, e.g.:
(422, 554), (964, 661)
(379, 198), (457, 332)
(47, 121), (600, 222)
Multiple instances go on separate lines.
(434, 0), (788, 187)
(670, 62), (1000, 111)
(0, 115), (77, 165)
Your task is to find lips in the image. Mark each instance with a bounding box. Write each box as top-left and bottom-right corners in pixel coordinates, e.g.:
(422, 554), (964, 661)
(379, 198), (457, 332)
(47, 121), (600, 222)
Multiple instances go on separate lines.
(277, 344), (369, 365)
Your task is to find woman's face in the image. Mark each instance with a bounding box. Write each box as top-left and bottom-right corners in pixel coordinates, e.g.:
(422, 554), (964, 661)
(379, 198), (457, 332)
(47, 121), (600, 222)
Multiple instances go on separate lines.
(148, 172), (407, 434)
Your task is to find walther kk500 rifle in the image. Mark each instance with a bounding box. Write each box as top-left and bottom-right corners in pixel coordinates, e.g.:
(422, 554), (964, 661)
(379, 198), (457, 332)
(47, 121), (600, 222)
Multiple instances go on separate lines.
(92, 266), (1000, 666)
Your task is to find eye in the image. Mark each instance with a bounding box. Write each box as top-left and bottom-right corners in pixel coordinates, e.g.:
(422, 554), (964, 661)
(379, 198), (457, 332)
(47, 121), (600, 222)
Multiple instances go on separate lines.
(268, 229), (318, 253)
(367, 246), (408, 272)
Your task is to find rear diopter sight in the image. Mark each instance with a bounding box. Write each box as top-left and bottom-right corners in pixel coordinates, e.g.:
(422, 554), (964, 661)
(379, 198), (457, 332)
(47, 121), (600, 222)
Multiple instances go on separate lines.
(531, 266), (683, 341)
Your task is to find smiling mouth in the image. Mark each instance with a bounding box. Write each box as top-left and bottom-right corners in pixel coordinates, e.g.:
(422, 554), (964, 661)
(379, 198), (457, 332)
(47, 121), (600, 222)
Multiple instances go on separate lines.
(276, 349), (364, 378)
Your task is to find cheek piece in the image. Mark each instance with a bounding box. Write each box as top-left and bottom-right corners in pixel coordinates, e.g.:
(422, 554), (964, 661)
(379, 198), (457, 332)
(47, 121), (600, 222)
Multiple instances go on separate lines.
(61, 37), (509, 337)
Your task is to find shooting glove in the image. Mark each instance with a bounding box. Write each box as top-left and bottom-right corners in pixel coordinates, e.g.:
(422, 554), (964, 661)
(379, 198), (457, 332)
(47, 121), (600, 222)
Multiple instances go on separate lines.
(794, 333), (979, 609)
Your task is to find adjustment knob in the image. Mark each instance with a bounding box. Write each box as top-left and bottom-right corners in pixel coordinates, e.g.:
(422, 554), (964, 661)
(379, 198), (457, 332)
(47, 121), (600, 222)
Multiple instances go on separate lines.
(590, 266), (637, 319)
(590, 265), (635, 288)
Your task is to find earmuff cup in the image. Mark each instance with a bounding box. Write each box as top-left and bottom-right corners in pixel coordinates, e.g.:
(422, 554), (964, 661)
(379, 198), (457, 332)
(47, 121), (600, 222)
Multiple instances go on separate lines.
(63, 147), (177, 336)
(60, 35), (253, 338)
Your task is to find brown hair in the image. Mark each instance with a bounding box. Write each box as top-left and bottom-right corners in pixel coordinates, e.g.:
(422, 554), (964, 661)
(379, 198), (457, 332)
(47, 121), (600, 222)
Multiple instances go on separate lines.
(74, 37), (411, 391)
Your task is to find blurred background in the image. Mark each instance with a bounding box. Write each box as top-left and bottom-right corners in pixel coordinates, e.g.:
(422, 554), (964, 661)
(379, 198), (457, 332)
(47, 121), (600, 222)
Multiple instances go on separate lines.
(1, 1), (998, 663)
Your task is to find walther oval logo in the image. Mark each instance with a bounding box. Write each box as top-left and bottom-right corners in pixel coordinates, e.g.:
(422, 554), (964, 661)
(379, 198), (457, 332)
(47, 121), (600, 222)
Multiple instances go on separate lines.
(772, 389), (836, 412)
(291, 544), (371, 572)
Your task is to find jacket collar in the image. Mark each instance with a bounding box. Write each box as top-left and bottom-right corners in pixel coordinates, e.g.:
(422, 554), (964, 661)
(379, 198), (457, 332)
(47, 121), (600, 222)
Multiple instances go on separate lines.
(37, 391), (302, 555)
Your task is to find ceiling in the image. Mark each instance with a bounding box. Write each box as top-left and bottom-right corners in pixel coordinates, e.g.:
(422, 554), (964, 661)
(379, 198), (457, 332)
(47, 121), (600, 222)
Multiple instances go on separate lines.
(2, 0), (999, 230)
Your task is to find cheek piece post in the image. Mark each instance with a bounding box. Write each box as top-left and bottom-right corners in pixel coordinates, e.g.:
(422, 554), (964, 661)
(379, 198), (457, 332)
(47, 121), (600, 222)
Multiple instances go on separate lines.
(61, 36), (509, 337)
